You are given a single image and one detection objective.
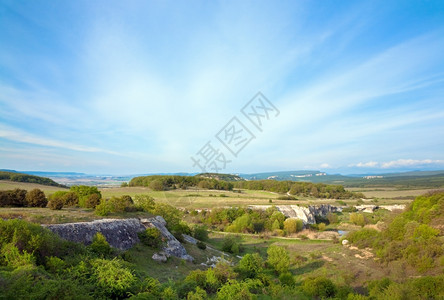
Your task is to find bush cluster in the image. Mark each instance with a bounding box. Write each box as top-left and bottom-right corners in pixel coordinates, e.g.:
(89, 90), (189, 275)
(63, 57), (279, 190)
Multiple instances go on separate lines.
(0, 188), (48, 208)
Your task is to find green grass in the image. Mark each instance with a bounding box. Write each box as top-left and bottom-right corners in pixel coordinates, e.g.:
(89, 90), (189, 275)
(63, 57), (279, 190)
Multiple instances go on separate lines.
(124, 242), (225, 283)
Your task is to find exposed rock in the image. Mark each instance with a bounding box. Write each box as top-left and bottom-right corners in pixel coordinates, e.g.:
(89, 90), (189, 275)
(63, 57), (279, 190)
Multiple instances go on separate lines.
(140, 216), (194, 262)
(45, 218), (145, 250)
(152, 252), (168, 263)
(201, 255), (232, 268)
(342, 239), (349, 245)
(45, 217), (194, 261)
(249, 204), (340, 225)
(182, 234), (198, 245)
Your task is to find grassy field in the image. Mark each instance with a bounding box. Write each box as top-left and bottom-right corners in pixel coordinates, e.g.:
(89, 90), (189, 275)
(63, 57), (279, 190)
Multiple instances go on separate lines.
(347, 187), (435, 199)
(1, 180), (428, 209)
(0, 180), (68, 193)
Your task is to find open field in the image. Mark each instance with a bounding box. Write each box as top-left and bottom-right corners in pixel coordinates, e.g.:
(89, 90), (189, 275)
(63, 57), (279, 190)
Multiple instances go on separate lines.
(0, 180), (68, 193)
(0, 206), (153, 224)
(347, 187), (437, 199)
(1, 180), (429, 209)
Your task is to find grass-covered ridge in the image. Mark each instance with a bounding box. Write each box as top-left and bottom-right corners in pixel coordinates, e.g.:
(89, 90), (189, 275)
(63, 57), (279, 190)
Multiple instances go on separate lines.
(0, 170), (66, 188)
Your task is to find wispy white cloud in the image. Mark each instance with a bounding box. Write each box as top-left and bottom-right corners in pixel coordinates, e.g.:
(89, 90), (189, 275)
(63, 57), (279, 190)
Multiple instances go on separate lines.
(350, 159), (444, 169)
(381, 159), (444, 169)
(0, 125), (123, 156)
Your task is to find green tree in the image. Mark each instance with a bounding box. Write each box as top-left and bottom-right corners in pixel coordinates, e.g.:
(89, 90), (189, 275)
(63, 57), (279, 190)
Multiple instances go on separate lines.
(70, 185), (102, 207)
(238, 253), (263, 278)
(267, 245), (290, 274)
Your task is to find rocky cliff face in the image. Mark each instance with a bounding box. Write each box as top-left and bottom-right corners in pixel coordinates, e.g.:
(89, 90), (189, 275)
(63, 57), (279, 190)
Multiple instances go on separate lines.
(45, 217), (193, 261)
(45, 218), (145, 250)
(249, 204), (340, 225)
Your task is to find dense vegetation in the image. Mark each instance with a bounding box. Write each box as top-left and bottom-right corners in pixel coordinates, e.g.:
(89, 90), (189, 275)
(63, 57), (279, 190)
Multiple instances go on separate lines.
(0, 171), (66, 188)
(0, 188), (48, 208)
(344, 191), (444, 298)
(233, 180), (365, 199)
(196, 173), (245, 181)
(0, 218), (374, 300)
(129, 175), (234, 191)
(190, 206), (305, 237)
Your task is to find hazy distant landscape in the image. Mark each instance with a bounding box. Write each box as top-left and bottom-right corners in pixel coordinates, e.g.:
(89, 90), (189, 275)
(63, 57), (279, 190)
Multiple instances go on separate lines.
(1, 1), (444, 299)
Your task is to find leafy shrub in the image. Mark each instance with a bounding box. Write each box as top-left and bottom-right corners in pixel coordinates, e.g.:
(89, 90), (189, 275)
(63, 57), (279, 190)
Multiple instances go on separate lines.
(70, 185), (102, 208)
(25, 188), (47, 207)
(238, 253), (263, 279)
(350, 213), (366, 226)
(90, 258), (137, 298)
(302, 276), (336, 298)
(327, 212), (339, 224)
(193, 225), (209, 241)
(217, 280), (254, 300)
(133, 194), (156, 212)
(279, 272), (295, 287)
(221, 235), (243, 254)
(187, 286), (207, 300)
(94, 200), (111, 216)
(138, 228), (163, 249)
(48, 197), (64, 210)
(283, 218), (303, 234)
(318, 223), (326, 231)
(62, 192), (79, 207)
(85, 193), (101, 208)
(89, 233), (112, 256)
(0, 189), (27, 207)
(345, 228), (380, 248)
(267, 245), (290, 274)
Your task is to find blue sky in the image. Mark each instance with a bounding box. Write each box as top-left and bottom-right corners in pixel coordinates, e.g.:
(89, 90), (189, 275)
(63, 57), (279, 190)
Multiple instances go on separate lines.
(0, 0), (443, 175)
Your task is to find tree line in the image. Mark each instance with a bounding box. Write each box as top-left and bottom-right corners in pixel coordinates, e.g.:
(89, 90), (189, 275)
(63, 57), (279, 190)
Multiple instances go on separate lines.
(129, 175), (234, 191)
(0, 171), (66, 187)
(233, 180), (365, 199)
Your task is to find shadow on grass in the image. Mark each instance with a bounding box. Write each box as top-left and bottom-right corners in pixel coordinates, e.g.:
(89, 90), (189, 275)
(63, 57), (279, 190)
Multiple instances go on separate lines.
(293, 260), (325, 275)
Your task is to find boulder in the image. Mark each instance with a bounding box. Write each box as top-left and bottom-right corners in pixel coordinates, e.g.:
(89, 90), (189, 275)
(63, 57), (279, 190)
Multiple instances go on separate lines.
(140, 216), (194, 262)
(152, 252), (168, 263)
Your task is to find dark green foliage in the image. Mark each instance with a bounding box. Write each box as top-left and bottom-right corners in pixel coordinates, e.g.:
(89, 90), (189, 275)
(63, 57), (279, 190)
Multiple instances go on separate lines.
(222, 235), (243, 254)
(193, 225), (209, 241)
(0, 170), (66, 187)
(0, 188), (27, 207)
(279, 272), (295, 287)
(25, 188), (47, 207)
(196, 241), (206, 250)
(302, 276), (336, 298)
(138, 228), (163, 249)
(129, 175), (233, 191)
(233, 180), (364, 198)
